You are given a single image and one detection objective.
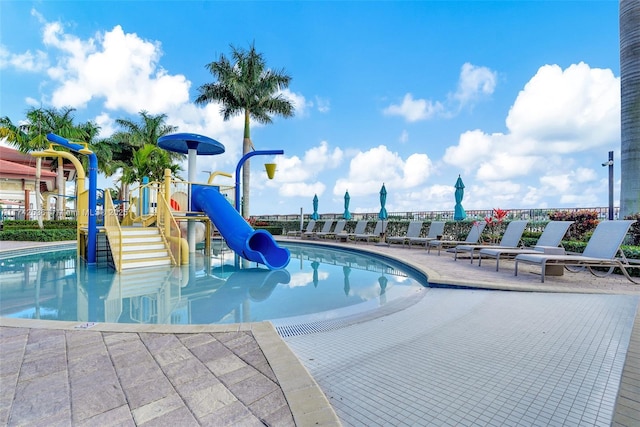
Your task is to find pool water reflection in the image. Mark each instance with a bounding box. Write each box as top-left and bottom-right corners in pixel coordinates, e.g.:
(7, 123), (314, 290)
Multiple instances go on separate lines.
(0, 243), (427, 325)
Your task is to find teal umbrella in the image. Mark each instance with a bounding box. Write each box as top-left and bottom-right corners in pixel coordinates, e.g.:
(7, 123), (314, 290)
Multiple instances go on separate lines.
(378, 183), (388, 220)
(343, 266), (351, 296)
(311, 194), (319, 220)
(311, 261), (320, 287)
(454, 175), (466, 221)
(343, 191), (351, 219)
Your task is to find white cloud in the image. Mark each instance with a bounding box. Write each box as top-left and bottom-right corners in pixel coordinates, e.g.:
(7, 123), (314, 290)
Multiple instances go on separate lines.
(254, 141), (343, 198)
(506, 62), (619, 152)
(383, 63), (497, 122)
(383, 93), (444, 122)
(0, 44), (49, 72)
(41, 21), (191, 114)
(93, 113), (117, 139)
(281, 88), (311, 117)
(315, 96), (330, 113)
(451, 62), (497, 107)
(442, 129), (495, 173)
(399, 130), (409, 144)
(441, 62), (619, 209)
(333, 145), (433, 198)
(278, 181), (327, 198)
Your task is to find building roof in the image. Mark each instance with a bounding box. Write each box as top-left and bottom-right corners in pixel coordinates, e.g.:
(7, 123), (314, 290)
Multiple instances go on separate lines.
(0, 145), (77, 181)
(0, 146), (60, 194)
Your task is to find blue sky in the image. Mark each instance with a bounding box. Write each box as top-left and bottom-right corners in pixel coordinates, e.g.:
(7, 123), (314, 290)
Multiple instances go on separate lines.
(0, 1), (621, 216)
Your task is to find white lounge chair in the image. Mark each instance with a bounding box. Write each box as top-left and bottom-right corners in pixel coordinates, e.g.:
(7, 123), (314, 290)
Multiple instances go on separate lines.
(346, 220), (368, 242)
(354, 220), (388, 243)
(387, 221), (422, 247)
(288, 219), (316, 238)
(327, 220), (348, 240)
(477, 221), (573, 271)
(427, 222), (487, 255)
(408, 221), (445, 248)
(453, 220), (529, 264)
(300, 220), (318, 239)
(514, 220), (639, 283)
(306, 220), (334, 239)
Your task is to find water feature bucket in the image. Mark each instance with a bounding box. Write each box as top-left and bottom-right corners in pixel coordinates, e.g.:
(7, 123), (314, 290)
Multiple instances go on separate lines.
(265, 163), (277, 179)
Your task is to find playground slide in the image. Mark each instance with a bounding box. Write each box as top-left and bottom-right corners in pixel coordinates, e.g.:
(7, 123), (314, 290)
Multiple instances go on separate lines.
(191, 184), (291, 270)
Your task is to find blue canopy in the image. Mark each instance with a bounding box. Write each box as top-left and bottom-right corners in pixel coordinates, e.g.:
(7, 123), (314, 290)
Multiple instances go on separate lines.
(158, 133), (225, 155)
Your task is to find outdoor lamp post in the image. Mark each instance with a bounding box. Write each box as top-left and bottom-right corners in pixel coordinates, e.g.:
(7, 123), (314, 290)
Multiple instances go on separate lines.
(234, 150), (284, 213)
(602, 151), (614, 220)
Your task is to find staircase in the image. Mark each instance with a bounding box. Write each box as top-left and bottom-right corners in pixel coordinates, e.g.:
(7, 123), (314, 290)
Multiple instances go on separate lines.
(112, 227), (173, 270)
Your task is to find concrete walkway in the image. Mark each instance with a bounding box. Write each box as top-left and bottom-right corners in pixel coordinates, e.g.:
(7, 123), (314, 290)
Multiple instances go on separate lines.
(1, 239), (639, 426)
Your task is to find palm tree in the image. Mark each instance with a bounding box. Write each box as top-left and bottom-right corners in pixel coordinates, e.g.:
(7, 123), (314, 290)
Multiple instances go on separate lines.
(119, 143), (182, 185)
(620, 0), (640, 217)
(108, 111), (182, 204)
(0, 107), (88, 219)
(195, 42), (294, 217)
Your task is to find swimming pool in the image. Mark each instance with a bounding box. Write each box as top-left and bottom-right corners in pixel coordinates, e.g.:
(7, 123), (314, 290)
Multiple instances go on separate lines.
(0, 242), (427, 328)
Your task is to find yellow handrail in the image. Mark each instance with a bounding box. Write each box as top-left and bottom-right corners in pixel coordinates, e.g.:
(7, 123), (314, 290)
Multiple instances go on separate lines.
(157, 192), (182, 266)
(104, 191), (123, 272)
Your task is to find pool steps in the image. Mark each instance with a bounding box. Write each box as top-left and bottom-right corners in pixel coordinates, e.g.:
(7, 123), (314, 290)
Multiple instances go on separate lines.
(112, 227), (173, 270)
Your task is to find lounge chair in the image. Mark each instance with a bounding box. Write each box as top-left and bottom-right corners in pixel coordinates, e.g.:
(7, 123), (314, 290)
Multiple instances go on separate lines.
(288, 219), (316, 238)
(427, 222), (487, 255)
(453, 220), (529, 264)
(387, 221), (422, 247)
(345, 220), (368, 242)
(514, 220), (639, 283)
(408, 221), (445, 248)
(313, 220), (333, 239)
(306, 220), (334, 239)
(478, 221), (573, 271)
(300, 220), (318, 239)
(326, 220), (348, 240)
(354, 220), (388, 243)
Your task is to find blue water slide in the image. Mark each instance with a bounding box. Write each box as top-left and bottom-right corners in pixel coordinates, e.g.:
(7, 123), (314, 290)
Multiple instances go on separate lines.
(191, 184), (290, 270)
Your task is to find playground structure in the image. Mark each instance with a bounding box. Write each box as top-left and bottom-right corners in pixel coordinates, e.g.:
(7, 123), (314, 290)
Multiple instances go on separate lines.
(32, 133), (290, 272)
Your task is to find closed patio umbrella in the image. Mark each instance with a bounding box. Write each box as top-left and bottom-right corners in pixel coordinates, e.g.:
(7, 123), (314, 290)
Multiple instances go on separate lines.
(454, 175), (467, 221)
(311, 194), (319, 220)
(343, 191), (351, 219)
(343, 266), (351, 296)
(311, 261), (320, 288)
(378, 183), (388, 220)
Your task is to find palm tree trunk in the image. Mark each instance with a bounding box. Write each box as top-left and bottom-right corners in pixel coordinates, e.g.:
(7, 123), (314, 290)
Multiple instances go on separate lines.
(620, 0), (640, 217)
(56, 160), (64, 220)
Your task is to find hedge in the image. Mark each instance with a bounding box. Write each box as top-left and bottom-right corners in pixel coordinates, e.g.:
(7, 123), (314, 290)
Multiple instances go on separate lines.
(2, 220), (77, 230)
(0, 229), (77, 242)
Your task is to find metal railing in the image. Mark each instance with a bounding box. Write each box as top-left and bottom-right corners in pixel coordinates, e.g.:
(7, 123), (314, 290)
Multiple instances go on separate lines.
(254, 206), (622, 222)
(156, 192), (181, 267)
(103, 190), (123, 271)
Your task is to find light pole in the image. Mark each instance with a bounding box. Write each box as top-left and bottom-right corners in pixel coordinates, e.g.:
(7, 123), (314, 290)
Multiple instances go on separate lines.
(602, 151), (614, 220)
(235, 150), (284, 213)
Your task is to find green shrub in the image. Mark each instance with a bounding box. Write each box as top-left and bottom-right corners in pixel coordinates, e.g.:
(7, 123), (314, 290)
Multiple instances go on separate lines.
(623, 213), (640, 245)
(0, 229), (76, 241)
(548, 210), (599, 241)
(254, 226), (283, 236)
(2, 220), (77, 230)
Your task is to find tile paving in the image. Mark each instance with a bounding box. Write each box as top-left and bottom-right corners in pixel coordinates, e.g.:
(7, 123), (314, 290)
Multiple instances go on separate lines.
(1, 239), (639, 426)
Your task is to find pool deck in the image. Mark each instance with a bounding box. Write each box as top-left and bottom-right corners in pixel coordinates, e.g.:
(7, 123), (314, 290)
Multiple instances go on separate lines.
(0, 238), (639, 426)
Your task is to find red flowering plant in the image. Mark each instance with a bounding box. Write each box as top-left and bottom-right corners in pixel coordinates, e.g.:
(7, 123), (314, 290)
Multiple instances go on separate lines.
(483, 208), (509, 243)
(246, 217), (269, 227)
